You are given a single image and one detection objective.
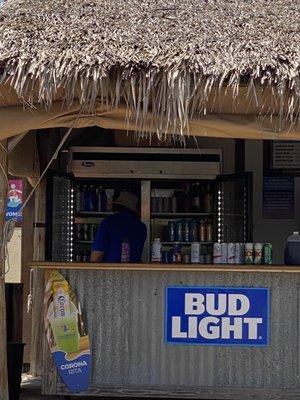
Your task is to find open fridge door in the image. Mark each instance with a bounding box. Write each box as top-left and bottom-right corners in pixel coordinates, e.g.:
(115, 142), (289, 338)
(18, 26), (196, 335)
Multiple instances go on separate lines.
(217, 172), (253, 243)
(46, 171), (74, 262)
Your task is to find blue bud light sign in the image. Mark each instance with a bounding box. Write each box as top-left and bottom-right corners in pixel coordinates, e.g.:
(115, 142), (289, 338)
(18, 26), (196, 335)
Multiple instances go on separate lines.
(165, 287), (269, 346)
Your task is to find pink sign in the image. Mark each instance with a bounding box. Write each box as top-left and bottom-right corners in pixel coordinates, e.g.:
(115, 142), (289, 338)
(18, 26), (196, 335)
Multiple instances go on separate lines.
(6, 179), (23, 221)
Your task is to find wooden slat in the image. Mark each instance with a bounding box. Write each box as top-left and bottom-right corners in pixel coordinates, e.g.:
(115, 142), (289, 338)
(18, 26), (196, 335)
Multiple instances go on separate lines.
(21, 179), (35, 363)
(30, 181), (47, 378)
(28, 261), (300, 274)
(0, 143), (9, 400)
(57, 383), (300, 399)
(42, 333), (57, 395)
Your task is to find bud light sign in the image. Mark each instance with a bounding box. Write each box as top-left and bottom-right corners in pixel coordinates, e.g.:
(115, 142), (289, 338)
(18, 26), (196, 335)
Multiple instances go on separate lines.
(165, 287), (269, 346)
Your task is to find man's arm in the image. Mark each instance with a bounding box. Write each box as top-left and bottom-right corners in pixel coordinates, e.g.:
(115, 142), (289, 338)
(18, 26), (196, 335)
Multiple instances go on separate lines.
(90, 250), (104, 262)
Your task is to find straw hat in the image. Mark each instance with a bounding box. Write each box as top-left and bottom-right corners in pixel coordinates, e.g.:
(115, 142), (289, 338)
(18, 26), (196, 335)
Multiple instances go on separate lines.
(114, 191), (138, 212)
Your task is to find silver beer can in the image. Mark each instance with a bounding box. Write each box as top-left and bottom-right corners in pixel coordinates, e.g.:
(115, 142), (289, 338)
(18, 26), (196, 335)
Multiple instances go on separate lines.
(239, 243), (245, 264)
(213, 242), (222, 264)
(221, 243), (228, 264)
(254, 243), (263, 265)
(245, 243), (254, 264)
(191, 242), (201, 263)
(227, 243), (236, 264)
(234, 243), (242, 264)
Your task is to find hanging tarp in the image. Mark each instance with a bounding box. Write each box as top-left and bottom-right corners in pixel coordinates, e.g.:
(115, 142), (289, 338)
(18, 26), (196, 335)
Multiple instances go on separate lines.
(0, 85), (300, 141)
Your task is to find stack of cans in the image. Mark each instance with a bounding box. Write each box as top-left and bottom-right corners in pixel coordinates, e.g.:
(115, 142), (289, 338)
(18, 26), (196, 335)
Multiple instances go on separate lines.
(213, 242), (273, 265)
(213, 243), (244, 264)
(245, 243), (273, 265)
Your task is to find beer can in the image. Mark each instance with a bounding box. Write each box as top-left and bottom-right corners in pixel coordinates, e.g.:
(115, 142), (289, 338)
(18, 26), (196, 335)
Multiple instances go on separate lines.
(176, 252), (183, 264)
(199, 220), (206, 242)
(82, 224), (89, 241)
(83, 252), (89, 262)
(227, 243), (236, 264)
(168, 222), (175, 242)
(245, 243), (254, 264)
(75, 224), (82, 241)
(191, 242), (201, 263)
(239, 243), (245, 264)
(162, 250), (170, 264)
(175, 221), (183, 242)
(190, 220), (198, 242)
(206, 223), (213, 242)
(172, 243), (181, 254)
(75, 252), (81, 262)
(172, 243), (182, 263)
(183, 254), (191, 264)
(183, 221), (190, 242)
(263, 243), (273, 265)
(221, 243), (228, 264)
(171, 252), (177, 263)
(234, 243), (243, 264)
(234, 243), (240, 264)
(205, 254), (213, 264)
(254, 243), (263, 265)
(213, 242), (222, 264)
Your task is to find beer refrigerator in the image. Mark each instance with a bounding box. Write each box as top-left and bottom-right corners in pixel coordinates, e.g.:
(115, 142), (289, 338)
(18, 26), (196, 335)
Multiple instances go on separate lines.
(45, 147), (253, 263)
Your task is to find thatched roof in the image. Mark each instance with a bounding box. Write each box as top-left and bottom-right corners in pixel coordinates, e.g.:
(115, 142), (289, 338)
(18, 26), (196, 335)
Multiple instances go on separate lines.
(0, 0), (300, 135)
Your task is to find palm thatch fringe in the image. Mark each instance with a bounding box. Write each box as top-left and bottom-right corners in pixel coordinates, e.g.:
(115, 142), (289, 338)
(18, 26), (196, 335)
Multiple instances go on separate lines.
(0, 0), (300, 135)
(1, 64), (299, 135)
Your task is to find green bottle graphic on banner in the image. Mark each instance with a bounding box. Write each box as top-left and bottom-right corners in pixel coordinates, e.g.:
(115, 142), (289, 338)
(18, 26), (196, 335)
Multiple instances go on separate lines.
(50, 315), (79, 353)
(51, 280), (79, 353)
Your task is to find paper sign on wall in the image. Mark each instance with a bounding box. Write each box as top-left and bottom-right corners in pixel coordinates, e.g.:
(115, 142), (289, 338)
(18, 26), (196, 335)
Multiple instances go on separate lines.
(165, 286), (269, 346)
(263, 176), (294, 219)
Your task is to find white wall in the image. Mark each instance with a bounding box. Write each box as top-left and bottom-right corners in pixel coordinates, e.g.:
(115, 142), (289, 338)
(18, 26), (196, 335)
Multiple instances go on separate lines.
(245, 140), (300, 264)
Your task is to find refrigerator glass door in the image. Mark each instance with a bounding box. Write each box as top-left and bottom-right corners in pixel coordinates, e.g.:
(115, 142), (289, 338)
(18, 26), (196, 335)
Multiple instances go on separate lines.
(46, 171), (74, 261)
(217, 172), (253, 243)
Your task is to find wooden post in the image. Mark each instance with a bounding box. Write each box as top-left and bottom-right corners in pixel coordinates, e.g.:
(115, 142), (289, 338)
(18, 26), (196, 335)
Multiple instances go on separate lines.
(30, 129), (60, 377)
(0, 142), (9, 400)
(21, 179), (35, 364)
(30, 181), (46, 377)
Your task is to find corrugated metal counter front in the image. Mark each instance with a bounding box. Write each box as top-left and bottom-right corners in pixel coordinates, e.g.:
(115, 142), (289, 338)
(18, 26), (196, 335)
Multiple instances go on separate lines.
(29, 263), (300, 399)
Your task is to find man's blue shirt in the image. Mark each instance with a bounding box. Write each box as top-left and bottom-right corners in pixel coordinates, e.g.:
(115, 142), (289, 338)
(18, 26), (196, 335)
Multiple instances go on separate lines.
(92, 211), (147, 262)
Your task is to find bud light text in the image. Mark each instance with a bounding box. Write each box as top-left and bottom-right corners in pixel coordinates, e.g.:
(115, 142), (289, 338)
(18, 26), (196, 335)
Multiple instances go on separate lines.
(165, 287), (269, 346)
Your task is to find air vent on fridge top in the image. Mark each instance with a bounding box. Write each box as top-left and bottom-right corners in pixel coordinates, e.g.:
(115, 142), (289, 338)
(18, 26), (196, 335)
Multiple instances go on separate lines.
(67, 147), (222, 179)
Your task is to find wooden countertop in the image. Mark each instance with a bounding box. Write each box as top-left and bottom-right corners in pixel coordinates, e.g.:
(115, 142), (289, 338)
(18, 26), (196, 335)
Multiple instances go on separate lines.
(28, 261), (300, 273)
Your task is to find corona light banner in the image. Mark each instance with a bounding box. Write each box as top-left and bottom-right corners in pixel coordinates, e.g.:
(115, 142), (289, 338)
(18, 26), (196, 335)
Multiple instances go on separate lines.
(44, 270), (91, 393)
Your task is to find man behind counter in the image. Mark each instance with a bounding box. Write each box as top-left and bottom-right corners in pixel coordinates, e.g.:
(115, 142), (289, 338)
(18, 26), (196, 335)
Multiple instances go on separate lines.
(91, 191), (147, 263)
